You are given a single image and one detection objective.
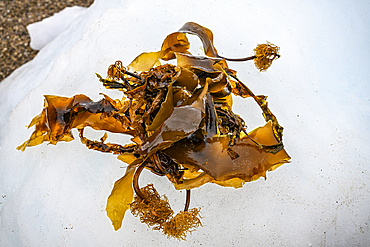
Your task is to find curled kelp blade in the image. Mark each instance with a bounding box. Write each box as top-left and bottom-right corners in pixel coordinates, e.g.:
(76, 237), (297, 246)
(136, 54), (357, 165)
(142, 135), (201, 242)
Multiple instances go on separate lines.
(139, 81), (209, 157)
(178, 22), (219, 58)
(146, 84), (174, 132)
(172, 67), (199, 93)
(128, 22), (225, 72)
(128, 32), (190, 71)
(160, 32), (190, 60)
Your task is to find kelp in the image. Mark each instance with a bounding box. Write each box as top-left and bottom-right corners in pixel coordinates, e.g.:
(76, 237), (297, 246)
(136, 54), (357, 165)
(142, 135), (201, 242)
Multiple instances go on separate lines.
(18, 22), (290, 240)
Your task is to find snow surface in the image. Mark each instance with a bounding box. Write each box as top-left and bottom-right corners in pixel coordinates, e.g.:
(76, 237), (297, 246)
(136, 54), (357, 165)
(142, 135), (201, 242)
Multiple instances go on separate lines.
(27, 6), (88, 50)
(1, 0), (370, 246)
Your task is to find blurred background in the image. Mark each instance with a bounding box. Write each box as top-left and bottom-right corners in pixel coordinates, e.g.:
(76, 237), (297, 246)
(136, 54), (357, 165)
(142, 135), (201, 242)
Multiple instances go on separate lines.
(0, 0), (94, 82)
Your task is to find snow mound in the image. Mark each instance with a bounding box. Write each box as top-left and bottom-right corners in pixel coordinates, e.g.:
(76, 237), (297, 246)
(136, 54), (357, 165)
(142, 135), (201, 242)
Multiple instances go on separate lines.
(1, 0), (369, 246)
(27, 6), (88, 50)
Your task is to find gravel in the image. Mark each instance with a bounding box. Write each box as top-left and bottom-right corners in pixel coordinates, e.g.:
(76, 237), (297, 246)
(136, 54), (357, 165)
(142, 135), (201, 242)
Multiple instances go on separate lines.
(0, 0), (94, 82)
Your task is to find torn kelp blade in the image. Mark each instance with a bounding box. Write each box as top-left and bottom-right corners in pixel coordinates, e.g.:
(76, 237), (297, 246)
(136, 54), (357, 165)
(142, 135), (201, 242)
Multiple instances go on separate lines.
(163, 121), (290, 182)
(17, 94), (133, 151)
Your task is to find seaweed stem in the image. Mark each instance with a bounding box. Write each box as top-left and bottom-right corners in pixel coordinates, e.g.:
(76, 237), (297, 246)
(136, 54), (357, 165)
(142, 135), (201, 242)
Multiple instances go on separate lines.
(152, 153), (166, 174)
(133, 163), (147, 202)
(220, 53), (280, 62)
(124, 71), (142, 80)
(184, 190), (191, 212)
(220, 55), (256, 62)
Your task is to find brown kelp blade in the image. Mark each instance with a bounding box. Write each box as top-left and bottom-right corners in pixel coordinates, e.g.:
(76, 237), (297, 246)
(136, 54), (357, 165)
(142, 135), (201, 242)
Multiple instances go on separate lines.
(164, 121), (290, 182)
(17, 94), (133, 151)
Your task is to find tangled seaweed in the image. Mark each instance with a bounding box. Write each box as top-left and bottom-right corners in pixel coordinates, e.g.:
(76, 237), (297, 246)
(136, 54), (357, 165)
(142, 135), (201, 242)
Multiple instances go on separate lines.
(130, 184), (174, 230)
(253, 42), (281, 72)
(163, 208), (202, 240)
(18, 22), (290, 240)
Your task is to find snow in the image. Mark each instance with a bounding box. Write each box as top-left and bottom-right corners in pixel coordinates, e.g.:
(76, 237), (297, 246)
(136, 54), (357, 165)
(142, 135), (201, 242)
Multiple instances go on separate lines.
(27, 6), (88, 51)
(1, 0), (370, 246)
